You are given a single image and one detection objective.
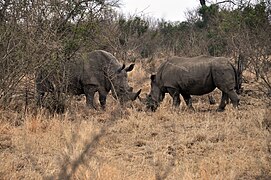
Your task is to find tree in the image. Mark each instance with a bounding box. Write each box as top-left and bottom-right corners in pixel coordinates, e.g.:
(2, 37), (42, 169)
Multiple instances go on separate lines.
(0, 0), (120, 109)
(200, 0), (206, 6)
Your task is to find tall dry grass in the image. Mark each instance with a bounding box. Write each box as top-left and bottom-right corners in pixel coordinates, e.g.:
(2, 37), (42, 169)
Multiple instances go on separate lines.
(0, 62), (271, 180)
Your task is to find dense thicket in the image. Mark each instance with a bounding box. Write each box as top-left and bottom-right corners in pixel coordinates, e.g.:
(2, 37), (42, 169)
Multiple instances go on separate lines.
(0, 0), (270, 109)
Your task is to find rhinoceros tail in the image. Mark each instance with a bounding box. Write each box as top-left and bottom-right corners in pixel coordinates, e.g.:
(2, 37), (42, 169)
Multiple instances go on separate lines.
(237, 54), (244, 93)
(230, 55), (243, 94)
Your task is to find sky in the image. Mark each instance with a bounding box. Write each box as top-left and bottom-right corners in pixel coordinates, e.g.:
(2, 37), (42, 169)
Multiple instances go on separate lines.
(119, 0), (201, 22)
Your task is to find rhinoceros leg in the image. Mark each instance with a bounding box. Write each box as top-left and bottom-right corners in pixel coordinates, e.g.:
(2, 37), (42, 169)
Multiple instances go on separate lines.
(217, 89), (239, 112)
(167, 87), (181, 108)
(182, 93), (194, 111)
(227, 90), (239, 108)
(83, 85), (97, 109)
(217, 92), (228, 112)
(98, 89), (108, 110)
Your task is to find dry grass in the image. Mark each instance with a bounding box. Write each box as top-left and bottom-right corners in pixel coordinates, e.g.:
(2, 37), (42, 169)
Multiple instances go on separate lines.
(1, 62), (271, 180)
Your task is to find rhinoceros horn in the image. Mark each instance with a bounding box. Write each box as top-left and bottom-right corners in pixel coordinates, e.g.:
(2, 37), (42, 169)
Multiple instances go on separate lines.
(129, 89), (142, 101)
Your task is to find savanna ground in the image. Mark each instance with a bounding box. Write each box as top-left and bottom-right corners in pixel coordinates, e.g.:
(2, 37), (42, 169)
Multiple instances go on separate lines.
(0, 61), (271, 180)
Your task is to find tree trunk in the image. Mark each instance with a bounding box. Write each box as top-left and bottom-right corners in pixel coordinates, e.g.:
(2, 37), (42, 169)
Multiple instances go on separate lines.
(200, 0), (206, 6)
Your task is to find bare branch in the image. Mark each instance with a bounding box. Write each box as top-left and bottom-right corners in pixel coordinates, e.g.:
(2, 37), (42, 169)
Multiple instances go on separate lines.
(215, 0), (236, 5)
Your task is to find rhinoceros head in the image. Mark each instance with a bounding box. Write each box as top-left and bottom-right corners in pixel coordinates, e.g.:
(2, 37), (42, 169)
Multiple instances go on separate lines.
(146, 74), (165, 111)
(111, 63), (141, 103)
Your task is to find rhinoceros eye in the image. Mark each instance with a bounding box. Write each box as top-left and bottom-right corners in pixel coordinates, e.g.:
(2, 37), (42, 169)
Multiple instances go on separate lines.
(117, 86), (126, 93)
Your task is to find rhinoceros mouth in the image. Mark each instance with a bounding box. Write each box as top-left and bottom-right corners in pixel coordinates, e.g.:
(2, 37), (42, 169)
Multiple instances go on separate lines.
(146, 95), (159, 111)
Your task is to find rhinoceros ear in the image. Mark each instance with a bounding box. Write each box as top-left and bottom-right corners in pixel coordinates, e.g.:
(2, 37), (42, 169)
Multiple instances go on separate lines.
(125, 64), (135, 72)
(150, 74), (156, 82)
(117, 64), (126, 73)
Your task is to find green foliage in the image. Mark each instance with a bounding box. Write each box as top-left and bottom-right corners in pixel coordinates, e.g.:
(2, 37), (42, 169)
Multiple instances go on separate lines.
(242, 2), (269, 29)
(119, 16), (149, 37)
(198, 4), (219, 28)
(159, 21), (190, 35)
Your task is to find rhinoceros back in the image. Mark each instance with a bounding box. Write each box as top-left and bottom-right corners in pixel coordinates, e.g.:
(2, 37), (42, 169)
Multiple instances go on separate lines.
(156, 56), (235, 95)
(78, 50), (121, 86)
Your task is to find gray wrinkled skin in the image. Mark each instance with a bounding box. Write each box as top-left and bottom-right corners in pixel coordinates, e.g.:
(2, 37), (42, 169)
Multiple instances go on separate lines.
(147, 55), (240, 112)
(36, 50), (141, 110)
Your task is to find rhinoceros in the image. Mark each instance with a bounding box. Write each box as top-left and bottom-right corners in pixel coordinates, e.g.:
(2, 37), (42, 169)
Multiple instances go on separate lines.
(146, 55), (242, 112)
(36, 50), (141, 110)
